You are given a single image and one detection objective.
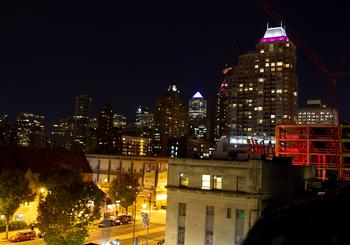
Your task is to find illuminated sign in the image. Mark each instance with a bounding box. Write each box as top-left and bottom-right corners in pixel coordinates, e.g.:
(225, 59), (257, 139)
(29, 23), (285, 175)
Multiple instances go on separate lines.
(246, 138), (274, 159)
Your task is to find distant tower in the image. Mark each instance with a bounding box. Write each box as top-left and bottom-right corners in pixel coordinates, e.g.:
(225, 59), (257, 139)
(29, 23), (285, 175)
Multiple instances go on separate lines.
(296, 99), (338, 125)
(97, 101), (114, 148)
(0, 115), (16, 146)
(211, 66), (231, 146)
(73, 95), (92, 149)
(188, 91), (207, 139)
(135, 105), (154, 129)
(228, 26), (297, 144)
(51, 116), (74, 149)
(154, 84), (187, 156)
(17, 113), (46, 147)
(74, 95), (92, 118)
(113, 114), (127, 128)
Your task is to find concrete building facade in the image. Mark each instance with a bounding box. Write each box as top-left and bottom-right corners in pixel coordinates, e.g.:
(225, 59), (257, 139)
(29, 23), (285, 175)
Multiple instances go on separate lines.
(296, 99), (338, 125)
(165, 158), (313, 245)
(86, 154), (169, 210)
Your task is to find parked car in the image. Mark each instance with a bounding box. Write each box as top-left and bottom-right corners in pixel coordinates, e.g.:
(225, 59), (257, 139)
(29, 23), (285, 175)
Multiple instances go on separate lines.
(116, 215), (132, 225)
(112, 218), (122, 226)
(98, 219), (114, 228)
(9, 231), (36, 242)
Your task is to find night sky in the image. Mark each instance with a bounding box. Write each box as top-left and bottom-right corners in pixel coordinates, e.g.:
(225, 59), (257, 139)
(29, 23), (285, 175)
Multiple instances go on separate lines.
(1, 1), (350, 128)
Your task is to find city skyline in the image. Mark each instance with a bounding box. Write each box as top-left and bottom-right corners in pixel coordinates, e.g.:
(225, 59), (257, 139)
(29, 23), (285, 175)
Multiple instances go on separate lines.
(0, 2), (350, 125)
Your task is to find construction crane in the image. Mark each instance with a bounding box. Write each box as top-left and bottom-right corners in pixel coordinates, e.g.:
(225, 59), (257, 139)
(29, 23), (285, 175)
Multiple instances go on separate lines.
(257, 0), (350, 120)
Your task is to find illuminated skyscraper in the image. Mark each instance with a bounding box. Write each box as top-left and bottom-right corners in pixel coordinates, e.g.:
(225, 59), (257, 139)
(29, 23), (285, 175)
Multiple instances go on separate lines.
(51, 116), (74, 149)
(113, 114), (127, 128)
(0, 115), (16, 146)
(17, 113), (46, 147)
(228, 26), (297, 144)
(296, 100), (338, 125)
(188, 91), (207, 139)
(211, 66), (231, 146)
(73, 95), (92, 149)
(154, 84), (187, 156)
(97, 101), (114, 148)
(135, 106), (154, 129)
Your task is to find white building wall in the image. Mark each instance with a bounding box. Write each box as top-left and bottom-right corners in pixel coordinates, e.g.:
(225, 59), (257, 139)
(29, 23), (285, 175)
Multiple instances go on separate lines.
(165, 159), (262, 245)
(166, 189), (258, 245)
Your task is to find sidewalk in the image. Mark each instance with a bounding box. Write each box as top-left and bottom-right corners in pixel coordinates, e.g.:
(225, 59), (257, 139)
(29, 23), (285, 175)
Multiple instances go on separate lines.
(88, 226), (165, 244)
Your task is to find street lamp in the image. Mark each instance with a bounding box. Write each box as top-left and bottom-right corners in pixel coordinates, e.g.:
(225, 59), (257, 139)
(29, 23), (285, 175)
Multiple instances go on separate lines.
(146, 193), (152, 245)
(132, 190), (139, 245)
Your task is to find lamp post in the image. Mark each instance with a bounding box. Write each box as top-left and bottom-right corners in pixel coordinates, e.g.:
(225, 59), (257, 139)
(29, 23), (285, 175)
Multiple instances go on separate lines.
(146, 193), (152, 245)
(132, 199), (137, 245)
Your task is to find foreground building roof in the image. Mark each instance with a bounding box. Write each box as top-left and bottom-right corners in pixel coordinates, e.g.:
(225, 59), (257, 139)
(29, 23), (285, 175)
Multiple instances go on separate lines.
(0, 146), (92, 174)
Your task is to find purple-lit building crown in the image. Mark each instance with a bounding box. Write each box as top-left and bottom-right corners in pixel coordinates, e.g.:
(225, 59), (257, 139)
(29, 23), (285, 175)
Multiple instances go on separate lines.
(260, 26), (289, 43)
(227, 25), (297, 141)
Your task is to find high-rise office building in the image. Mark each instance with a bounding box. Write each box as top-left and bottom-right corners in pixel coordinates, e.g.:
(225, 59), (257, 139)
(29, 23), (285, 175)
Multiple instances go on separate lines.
(74, 95), (92, 118)
(188, 91), (207, 139)
(154, 84), (187, 156)
(73, 95), (92, 149)
(228, 26), (297, 144)
(135, 106), (154, 154)
(17, 113), (46, 147)
(97, 101), (114, 148)
(211, 66), (231, 147)
(296, 100), (338, 125)
(113, 114), (127, 129)
(0, 115), (16, 145)
(135, 105), (154, 129)
(51, 116), (74, 149)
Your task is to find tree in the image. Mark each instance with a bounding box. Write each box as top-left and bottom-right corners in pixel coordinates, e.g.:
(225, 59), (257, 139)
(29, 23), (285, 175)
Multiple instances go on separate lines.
(37, 166), (104, 245)
(0, 169), (33, 239)
(108, 174), (140, 214)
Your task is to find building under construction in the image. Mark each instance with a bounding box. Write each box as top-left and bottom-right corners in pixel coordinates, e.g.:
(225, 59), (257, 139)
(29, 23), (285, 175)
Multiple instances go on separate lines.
(275, 124), (344, 180)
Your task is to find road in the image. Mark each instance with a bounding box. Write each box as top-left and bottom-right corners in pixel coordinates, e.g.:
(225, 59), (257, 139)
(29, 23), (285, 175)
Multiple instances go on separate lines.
(0, 222), (165, 245)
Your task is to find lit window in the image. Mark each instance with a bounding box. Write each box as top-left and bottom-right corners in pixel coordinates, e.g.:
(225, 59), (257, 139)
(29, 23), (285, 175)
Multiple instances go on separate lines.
(277, 62), (283, 66)
(276, 89), (282, 93)
(213, 175), (222, 189)
(285, 64), (290, 67)
(265, 63), (270, 67)
(237, 176), (246, 192)
(271, 115), (275, 119)
(260, 49), (264, 53)
(258, 78), (264, 82)
(260, 68), (264, 73)
(180, 172), (189, 187)
(255, 65), (259, 68)
(202, 175), (211, 189)
(293, 92), (298, 96)
(271, 62), (275, 67)
(271, 68), (276, 71)
(286, 43), (290, 47)
(239, 84), (243, 87)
